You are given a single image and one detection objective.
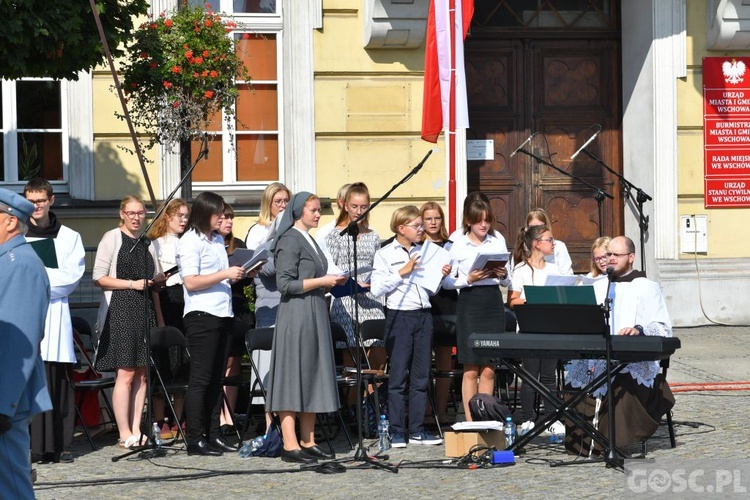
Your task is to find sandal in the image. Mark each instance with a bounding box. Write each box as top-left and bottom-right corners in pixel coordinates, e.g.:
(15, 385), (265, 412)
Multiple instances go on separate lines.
(120, 435), (139, 449)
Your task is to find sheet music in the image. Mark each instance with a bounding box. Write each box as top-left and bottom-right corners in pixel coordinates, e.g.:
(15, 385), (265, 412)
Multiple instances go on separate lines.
(544, 274), (578, 286)
(407, 240), (451, 294)
(470, 252), (510, 273)
(580, 275), (607, 286)
(228, 241), (270, 270)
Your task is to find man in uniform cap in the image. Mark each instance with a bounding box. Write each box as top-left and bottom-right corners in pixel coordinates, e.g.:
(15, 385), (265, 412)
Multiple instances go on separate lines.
(0, 187), (51, 498)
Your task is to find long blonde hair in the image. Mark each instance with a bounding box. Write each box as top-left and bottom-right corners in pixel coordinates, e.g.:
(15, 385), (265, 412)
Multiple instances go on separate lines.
(258, 182), (291, 227)
(335, 182), (371, 227)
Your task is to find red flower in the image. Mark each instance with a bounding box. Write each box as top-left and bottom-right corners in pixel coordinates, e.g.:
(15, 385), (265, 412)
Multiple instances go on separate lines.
(139, 52), (148, 59)
(159, 12), (165, 18)
(149, 23), (157, 30)
(172, 101), (180, 108)
(204, 90), (214, 99)
(130, 83), (137, 88)
(171, 66), (181, 74)
(194, 27), (200, 33)
(193, 57), (204, 64)
(163, 81), (173, 89)
(210, 70), (218, 78)
(202, 70), (209, 77)
(193, 72), (200, 78)
(205, 19), (213, 27)
(203, 50), (209, 57)
(165, 19), (173, 28)
(183, 44), (189, 49)
(185, 50), (193, 59)
(149, 61), (158, 69)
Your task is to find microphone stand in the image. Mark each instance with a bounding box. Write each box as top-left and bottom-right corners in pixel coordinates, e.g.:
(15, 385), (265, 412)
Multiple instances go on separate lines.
(337, 148), (434, 473)
(577, 148), (652, 274)
(602, 268), (624, 469)
(113, 134), (209, 462)
(513, 146), (613, 236)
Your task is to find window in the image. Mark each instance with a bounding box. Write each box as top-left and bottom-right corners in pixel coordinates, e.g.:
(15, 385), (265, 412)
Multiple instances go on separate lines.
(186, 1), (282, 192)
(0, 79), (69, 189)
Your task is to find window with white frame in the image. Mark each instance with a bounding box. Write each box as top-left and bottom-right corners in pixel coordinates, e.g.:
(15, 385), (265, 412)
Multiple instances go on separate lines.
(187, 0), (283, 190)
(0, 79), (69, 190)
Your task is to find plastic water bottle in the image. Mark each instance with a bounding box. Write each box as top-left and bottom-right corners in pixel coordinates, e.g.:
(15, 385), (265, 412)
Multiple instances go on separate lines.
(378, 414), (391, 452)
(152, 422), (163, 448)
(238, 434), (265, 458)
(503, 417), (516, 449)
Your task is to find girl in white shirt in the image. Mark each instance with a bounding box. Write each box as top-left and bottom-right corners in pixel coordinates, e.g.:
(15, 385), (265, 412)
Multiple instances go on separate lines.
(508, 225), (563, 436)
(443, 198), (509, 421)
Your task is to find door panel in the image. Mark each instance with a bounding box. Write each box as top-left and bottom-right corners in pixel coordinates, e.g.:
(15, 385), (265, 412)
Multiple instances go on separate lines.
(466, 37), (622, 272)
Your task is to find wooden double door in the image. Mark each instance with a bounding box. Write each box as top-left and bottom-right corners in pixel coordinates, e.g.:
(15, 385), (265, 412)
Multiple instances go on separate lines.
(465, 37), (623, 272)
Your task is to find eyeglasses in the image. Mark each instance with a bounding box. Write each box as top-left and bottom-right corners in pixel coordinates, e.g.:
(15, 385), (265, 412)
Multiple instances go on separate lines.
(26, 198), (49, 206)
(123, 211), (146, 218)
(272, 198), (289, 207)
(592, 255), (609, 263)
(537, 238), (555, 243)
(405, 224), (424, 230)
(606, 252), (632, 259)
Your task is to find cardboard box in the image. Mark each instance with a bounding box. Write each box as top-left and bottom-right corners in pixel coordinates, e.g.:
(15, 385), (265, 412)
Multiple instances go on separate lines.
(444, 430), (506, 457)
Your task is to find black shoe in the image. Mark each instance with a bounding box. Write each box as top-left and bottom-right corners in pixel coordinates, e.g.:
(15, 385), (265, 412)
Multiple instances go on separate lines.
(187, 438), (223, 456)
(301, 444), (335, 460)
(220, 424), (235, 436)
(280, 448), (318, 464)
(55, 451), (74, 463)
(208, 436), (237, 453)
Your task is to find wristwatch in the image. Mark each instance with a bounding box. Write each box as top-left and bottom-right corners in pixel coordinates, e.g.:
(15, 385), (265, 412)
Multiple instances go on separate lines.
(633, 324), (644, 335)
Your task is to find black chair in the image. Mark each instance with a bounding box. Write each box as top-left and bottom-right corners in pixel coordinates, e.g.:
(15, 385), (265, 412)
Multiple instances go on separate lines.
(71, 317), (116, 451)
(220, 321), (254, 442)
(149, 326), (190, 444)
(430, 315), (461, 434)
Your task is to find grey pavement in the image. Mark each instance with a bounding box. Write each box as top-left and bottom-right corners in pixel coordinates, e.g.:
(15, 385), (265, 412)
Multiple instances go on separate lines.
(33, 326), (750, 499)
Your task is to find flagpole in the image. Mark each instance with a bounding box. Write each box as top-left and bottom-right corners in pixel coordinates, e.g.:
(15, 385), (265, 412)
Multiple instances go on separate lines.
(448, 0), (457, 234)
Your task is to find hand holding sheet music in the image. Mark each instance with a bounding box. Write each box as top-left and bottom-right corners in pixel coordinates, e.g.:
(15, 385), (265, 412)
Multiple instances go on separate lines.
(406, 240), (451, 294)
(470, 252), (510, 273)
(228, 241), (271, 272)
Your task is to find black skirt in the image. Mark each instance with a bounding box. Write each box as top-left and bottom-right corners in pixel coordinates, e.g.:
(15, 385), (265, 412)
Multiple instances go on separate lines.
(456, 285), (505, 365)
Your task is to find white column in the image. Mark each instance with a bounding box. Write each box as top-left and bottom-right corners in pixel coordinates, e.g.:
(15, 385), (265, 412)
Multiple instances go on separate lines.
(68, 73), (95, 200)
(281, 0), (316, 193)
(621, 0), (686, 276)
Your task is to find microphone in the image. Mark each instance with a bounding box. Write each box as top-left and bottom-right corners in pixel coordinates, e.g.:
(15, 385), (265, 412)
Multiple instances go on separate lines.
(570, 127), (601, 160)
(606, 266), (615, 279)
(510, 132), (538, 158)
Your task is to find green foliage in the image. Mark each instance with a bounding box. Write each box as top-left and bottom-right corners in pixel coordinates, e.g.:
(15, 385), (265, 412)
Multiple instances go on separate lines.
(119, 4), (250, 152)
(0, 0), (149, 80)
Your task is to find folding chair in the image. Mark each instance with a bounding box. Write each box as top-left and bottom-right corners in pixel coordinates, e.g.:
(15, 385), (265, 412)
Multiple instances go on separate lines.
(220, 321), (254, 442)
(71, 317), (116, 451)
(149, 326), (190, 444)
(244, 327), (349, 452)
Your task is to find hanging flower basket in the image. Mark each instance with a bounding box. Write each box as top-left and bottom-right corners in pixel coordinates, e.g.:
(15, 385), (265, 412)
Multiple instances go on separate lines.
(120, 3), (249, 153)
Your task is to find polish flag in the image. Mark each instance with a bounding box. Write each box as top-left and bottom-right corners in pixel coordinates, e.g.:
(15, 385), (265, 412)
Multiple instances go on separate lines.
(421, 0), (474, 143)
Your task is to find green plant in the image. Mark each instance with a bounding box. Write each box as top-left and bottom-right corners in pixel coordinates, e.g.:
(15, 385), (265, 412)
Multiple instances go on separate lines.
(119, 3), (250, 152)
(18, 136), (41, 180)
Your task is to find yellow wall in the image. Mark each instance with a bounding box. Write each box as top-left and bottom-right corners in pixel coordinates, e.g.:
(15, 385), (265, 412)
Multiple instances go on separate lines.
(679, 1), (750, 258)
(314, 1), (445, 238)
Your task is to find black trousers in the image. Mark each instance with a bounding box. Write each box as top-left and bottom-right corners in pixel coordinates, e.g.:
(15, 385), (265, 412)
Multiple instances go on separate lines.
(183, 312), (233, 445)
(519, 357), (560, 422)
(383, 309), (433, 435)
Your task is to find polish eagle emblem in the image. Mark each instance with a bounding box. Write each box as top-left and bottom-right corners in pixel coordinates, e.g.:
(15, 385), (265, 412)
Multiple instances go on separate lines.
(723, 59), (746, 85)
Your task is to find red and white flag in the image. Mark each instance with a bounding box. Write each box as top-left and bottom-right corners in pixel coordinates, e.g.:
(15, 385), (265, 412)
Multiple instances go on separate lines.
(421, 0), (474, 143)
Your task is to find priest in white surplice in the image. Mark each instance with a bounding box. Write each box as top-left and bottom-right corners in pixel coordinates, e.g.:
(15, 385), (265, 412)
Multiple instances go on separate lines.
(25, 179), (85, 464)
(565, 236), (675, 455)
